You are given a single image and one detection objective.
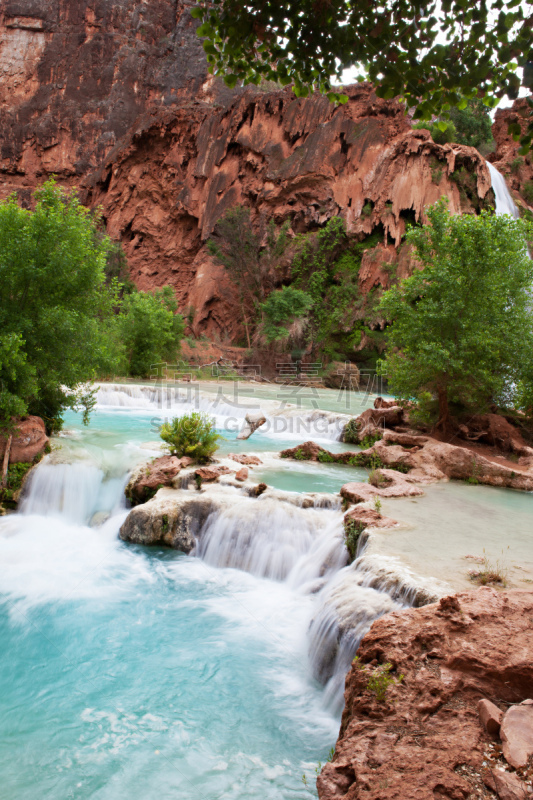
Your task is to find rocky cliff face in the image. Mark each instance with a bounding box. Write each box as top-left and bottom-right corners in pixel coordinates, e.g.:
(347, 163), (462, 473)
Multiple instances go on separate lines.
(0, 0), (496, 341)
(86, 86), (492, 338)
(490, 98), (533, 208)
(0, 0), (208, 200)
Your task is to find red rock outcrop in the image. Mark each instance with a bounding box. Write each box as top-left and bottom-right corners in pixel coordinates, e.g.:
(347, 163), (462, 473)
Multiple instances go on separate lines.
(318, 588), (533, 800)
(490, 98), (533, 209)
(0, 415), (48, 463)
(0, 0), (210, 199)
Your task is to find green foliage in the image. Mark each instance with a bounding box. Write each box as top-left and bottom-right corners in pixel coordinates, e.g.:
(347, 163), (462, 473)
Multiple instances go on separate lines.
(344, 517), (365, 562)
(360, 431), (383, 449)
(366, 662), (403, 703)
(103, 238), (135, 294)
(510, 157), (523, 174)
(159, 412), (222, 462)
(523, 181), (533, 205)
(317, 450), (335, 463)
(414, 119), (457, 145)
(449, 99), (495, 153)
(343, 418), (362, 444)
(260, 286), (313, 343)
(208, 206), (289, 345)
(0, 461), (32, 505)
(379, 200), (533, 433)
(361, 201), (373, 218)
(293, 447), (307, 460)
(191, 0), (533, 153)
(118, 287), (184, 378)
(291, 218), (378, 359)
(0, 179), (122, 429)
(373, 496), (382, 513)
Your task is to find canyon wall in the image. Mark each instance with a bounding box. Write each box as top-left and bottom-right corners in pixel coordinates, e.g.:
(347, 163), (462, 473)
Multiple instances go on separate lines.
(0, 0), (510, 342)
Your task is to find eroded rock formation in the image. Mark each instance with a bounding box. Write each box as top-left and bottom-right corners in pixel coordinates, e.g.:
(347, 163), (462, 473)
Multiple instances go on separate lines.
(318, 588), (533, 800)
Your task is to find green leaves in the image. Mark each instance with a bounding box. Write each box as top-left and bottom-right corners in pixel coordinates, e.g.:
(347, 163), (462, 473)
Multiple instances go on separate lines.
(190, 0), (533, 152)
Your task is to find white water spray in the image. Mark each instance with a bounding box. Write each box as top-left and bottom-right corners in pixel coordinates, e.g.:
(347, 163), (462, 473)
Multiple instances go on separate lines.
(486, 161), (520, 219)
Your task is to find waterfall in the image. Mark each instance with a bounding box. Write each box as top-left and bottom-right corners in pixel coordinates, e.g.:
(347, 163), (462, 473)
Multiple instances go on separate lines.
(486, 161), (520, 219)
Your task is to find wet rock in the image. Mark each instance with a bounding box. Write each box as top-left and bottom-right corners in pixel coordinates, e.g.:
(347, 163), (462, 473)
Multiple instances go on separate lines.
(90, 511), (110, 528)
(280, 441), (328, 461)
(125, 455), (185, 506)
(0, 416), (49, 464)
(344, 506), (397, 530)
(119, 490), (222, 551)
(228, 454), (262, 466)
(478, 698), (503, 736)
(235, 468), (248, 481)
(236, 412), (267, 440)
(195, 465), (232, 482)
(318, 588), (533, 800)
(248, 482), (267, 497)
(501, 700), (533, 769)
(341, 470), (424, 503)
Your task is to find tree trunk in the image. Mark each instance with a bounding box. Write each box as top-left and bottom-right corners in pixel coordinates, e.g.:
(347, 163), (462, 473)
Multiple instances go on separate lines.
(241, 303), (251, 349)
(435, 386), (451, 440)
(1, 434), (12, 489)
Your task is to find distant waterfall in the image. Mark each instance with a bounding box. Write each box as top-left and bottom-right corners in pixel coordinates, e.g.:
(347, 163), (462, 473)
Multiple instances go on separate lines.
(486, 161), (520, 219)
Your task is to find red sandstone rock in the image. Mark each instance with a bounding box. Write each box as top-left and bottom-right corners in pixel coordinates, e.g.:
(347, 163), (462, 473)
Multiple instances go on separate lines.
(344, 506), (397, 530)
(341, 469), (424, 503)
(478, 698), (503, 736)
(374, 397), (398, 410)
(235, 467), (248, 481)
(195, 465), (232, 482)
(126, 455), (183, 505)
(228, 454), (262, 466)
(486, 768), (532, 800)
(317, 588), (533, 800)
(501, 701), (533, 769)
(464, 414), (533, 456)
(0, 416), (49, 464)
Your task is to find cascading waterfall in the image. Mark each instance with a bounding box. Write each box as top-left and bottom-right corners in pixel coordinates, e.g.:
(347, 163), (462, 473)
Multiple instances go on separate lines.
(486, 161), (520, 218)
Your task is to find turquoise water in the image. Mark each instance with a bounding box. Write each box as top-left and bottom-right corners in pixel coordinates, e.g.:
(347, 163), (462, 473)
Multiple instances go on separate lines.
(0, 406), (342, 800)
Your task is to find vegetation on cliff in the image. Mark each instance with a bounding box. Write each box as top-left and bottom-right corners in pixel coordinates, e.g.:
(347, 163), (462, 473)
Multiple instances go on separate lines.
(0, 182), (184, 431)
(379, 200), (533, 434)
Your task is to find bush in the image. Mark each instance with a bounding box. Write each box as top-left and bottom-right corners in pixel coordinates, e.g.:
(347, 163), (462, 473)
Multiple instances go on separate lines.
(344, 517), (365, 562)
(118, 287), (184, 377)
(159, 412), (222, 462)
(260, 285), (313, 343)
(366, 662), (403, 702)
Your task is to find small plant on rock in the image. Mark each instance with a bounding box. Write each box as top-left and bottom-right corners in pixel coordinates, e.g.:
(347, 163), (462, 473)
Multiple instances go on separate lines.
(160, 412), (222, 462)
(293, 447), (307, 460)
(317, 450), (335, 463)
(468, 549), (508, 587)
(373, 496), (382, 513)
(359, 431), (383, 449)
(366, 662), (404, 702)
(344, 517), (365, 562)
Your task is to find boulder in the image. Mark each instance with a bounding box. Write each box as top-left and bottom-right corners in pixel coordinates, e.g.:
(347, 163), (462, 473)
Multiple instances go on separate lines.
(125, 455), (185, 506)
(341, 469), (424, 503)
(228, 453), (262, 466)
(248, 482), (267, 497)
(0, 416), (49, 464)
(344, 506), (398, 530)
(485, 769), (532, 800)
(323, 361), (361, 390)
(235, 468), (248, 481)
(344, 405), (404, 443)
(464, 414), (532, 456)
(195, 465), (232, 482)
(500, 700), (533, 769)
(236, 412), (267, 440)
(374, 397), (398, 410)
(478, 698), (503, 736)
(119, 490), (223, 551)
(280, 441), (328, 461)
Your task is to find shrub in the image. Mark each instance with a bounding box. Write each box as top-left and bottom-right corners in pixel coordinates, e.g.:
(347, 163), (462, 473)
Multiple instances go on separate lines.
(260, 285), (313, 343)
(523, 181), (533, 205)
(360, 431), (383, 449)
(317, 450), (335, 463)
(159, 412), (222, 462)
(344, 517), (365, 561)
(366, 662), (403, 702)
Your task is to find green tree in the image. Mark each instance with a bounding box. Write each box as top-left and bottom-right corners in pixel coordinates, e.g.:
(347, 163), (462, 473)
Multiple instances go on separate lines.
(379, 200), (533, 435)
(0, 180), (121, 430)
(118, 287), (184, 377)
(449, 99), (495, 153)
(207, 206), (289, 346)
(191, 0), (533, 154)
(260, 286), (313, 343)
